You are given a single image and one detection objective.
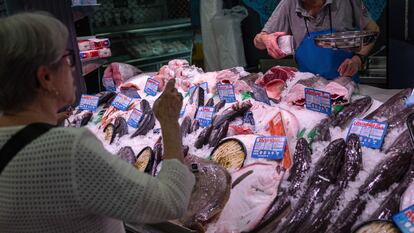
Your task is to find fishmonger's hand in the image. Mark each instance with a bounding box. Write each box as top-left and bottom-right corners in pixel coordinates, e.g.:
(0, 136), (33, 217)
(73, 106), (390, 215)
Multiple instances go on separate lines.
(254, 32), (287, 59)
(338, 56), (362, 77)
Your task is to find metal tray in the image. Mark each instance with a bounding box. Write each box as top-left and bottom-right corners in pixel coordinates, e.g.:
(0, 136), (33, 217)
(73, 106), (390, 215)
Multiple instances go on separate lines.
(314, 31), (379, 52)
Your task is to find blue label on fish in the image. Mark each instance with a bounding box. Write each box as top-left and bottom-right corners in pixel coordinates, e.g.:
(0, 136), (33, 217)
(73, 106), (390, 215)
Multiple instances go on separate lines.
(392, 204), (414, 233)
(144, 78), (160, 96)
(121, 88), (141, 99)
(103, 78), (116, 91)
(127, 108), (143, 128)
(252, 136), (287, 160)
(195, 106), (215, 128)
(112, 93), (132, 111)
(179, 105), (186, 118)
(189, 82), (209, 95)
(243, 111), (255, 125)
(79, 95), (99, 111)
(305, 88), (332, 116)
(347, 118), (388, 149)
(217, 84), (236, 103)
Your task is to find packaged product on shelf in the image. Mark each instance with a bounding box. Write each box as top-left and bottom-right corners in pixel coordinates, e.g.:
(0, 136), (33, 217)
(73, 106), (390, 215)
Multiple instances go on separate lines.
(77, 38), (110, 52)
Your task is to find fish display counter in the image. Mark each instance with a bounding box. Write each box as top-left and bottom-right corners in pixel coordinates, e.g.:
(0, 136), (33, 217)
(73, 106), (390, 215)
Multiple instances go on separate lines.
(66, 59), (414, 233)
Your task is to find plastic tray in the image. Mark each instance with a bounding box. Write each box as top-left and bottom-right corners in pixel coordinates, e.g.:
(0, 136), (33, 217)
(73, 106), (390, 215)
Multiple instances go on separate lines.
(314, 31), (379, 52)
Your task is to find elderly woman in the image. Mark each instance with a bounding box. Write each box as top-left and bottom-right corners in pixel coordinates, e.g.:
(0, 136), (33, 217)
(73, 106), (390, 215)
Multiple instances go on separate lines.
(0, 13), (195, 233)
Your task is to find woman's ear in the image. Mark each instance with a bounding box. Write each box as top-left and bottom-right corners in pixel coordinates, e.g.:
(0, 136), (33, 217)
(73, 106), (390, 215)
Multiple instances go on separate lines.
(36, 66), (53, 91)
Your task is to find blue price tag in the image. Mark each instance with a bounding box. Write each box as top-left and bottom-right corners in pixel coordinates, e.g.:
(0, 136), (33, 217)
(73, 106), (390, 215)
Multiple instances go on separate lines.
(243, 111), (255, 125)
(347, 118), (388, 149)
(195, 106), (215, 128)
(111, 93), (132, 111)
(179, 105), (186, 118)
(217, 84), (236, 103)
(305, 88), (332, 115)
(127, 108), (143, 128)
(252, 136), (287, 160)
(103, 78), (116, 91)
(144, 78), (160, 96)
(79, 95), (99, 111)
(393, 204), (414, 233)
(189, 82), (209, 95)
(121, 88), (141, 99)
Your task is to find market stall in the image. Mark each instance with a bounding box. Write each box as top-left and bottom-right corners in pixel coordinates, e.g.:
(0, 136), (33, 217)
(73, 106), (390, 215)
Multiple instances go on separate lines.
(67, 59), (414, 233)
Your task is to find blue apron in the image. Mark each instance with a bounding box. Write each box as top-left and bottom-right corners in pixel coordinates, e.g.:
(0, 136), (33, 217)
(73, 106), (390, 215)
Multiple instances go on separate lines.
(295, 6), (360, 82)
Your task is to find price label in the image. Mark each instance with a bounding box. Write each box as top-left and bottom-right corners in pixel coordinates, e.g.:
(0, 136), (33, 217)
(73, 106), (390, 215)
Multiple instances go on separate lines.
(217, 84), (236, 103)
(393, 204), (414, 233)
(111, 93), (132, 111)
(243, 111), (255, 125)
(127, 108), (143, 128)
(144, 78), (160, 96)
(252, 136), (287, 160)
(121, 88), (141, 99)
(79, 95), (99, 111)
(305, 88), (332, 115)
(103, 78), (116, 91)
(189, 82), (209, 95)
(347, 118), (388, 149)
(180, 105), (186, 118)
(195, 106), (215, 128)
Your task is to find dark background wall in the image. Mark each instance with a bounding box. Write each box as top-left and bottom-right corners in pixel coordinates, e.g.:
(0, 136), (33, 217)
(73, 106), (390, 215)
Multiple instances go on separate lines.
(388, 0), (414, 89)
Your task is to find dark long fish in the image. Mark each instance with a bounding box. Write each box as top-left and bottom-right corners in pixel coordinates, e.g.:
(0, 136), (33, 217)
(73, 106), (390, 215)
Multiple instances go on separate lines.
(213, 101), (252, 128)
(151, 137), (163, 176)
(252, 138), (312, 233)
(189, 86), (205, 119)
(180, 116), (192, 138)
(311, 96), (372, 143)
(194, 125), (214, 149)
(381, 108), (414, 151)
(206, 98), (215, 107)
(365, 88), (413, 121)
(209, 121), (230, 148)
(97, 91), (117, 107)
(299, 134), (363, 233)
(385, 129), (414, 154)
(328, 150), (413, 233)
(370, 159), (414, 220)
(214, 100), (226, 113)
(273, 139), (346, 233)
(131, 100), (156, 138)
(114, 116), (128, 138)
(330, 96), (373, 129)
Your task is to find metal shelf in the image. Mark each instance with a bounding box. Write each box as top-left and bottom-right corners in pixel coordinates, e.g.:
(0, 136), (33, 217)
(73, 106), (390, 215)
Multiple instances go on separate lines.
(94, 18), (191, 37)
(105, 50), (191, 66)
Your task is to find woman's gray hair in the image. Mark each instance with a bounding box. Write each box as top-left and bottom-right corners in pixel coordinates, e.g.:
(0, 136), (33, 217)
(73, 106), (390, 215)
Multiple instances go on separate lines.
(0, 12), (69, 113)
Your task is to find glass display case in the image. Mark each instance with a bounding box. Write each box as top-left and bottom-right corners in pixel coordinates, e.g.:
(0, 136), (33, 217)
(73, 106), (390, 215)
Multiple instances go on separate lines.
(90, 0), (193, 72)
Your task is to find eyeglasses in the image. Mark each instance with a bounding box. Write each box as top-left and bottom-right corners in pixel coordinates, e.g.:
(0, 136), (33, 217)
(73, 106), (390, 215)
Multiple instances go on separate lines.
(61, 49), (76, 68)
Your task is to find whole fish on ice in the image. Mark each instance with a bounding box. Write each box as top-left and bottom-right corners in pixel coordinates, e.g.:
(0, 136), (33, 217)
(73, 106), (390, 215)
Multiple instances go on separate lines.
(207, 163), (285, 233)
